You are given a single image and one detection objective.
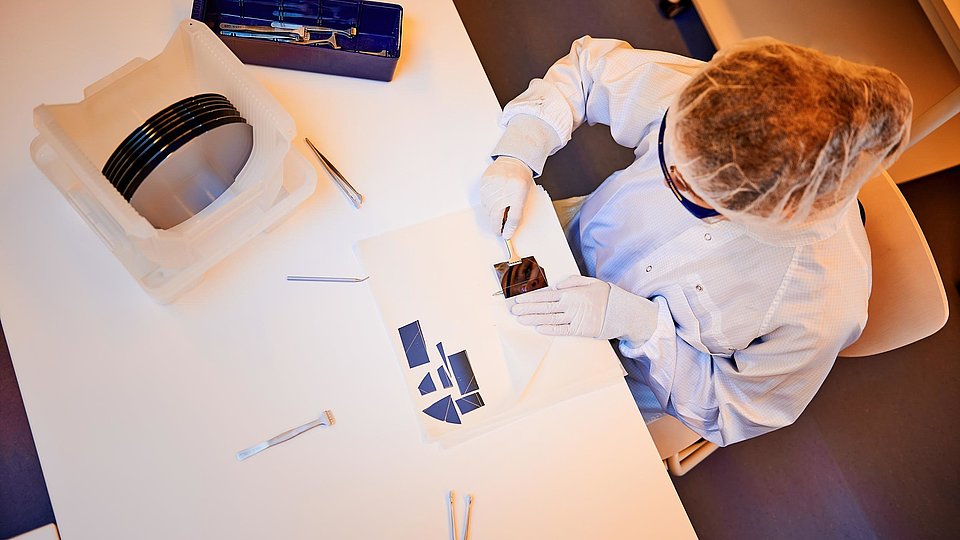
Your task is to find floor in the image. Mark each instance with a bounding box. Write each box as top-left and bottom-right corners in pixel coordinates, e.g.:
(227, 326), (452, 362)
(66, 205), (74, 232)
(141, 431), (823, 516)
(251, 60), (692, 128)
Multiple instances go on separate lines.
(1, 1), (958, 538)
(0, 322), (55, 538)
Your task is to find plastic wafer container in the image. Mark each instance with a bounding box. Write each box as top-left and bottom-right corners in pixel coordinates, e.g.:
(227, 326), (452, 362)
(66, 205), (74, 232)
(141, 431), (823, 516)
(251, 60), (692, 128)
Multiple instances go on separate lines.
(30, 19), (316, 303)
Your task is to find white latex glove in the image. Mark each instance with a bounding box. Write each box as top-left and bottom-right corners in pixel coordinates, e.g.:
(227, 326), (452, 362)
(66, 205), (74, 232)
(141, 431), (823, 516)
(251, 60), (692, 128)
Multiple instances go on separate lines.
(510, 275), (660, 343)
(479, 156), (534, 239)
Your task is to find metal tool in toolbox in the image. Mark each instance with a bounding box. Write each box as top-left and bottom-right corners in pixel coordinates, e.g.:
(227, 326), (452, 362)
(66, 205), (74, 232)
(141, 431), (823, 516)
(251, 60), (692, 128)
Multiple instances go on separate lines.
(219, 21), (344, 48)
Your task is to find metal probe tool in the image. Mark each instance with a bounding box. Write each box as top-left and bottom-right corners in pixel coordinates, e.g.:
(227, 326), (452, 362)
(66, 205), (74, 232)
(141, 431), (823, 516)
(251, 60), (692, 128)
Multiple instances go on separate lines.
(305, 138), (364, 208)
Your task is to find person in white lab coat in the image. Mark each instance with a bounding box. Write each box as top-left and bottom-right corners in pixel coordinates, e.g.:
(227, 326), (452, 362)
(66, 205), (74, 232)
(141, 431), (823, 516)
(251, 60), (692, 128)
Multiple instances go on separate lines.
(480, 36), (912, 446)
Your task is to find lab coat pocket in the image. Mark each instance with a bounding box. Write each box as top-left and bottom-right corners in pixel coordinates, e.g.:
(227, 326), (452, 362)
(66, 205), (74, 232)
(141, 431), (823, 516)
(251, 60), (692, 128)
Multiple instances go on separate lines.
(658, 284), (711, 355)
(668, 277), (734, 357)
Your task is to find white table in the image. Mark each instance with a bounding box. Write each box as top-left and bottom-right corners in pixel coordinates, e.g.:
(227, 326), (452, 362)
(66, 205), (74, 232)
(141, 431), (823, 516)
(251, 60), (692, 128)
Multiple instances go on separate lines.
(0, 1), (695, 538)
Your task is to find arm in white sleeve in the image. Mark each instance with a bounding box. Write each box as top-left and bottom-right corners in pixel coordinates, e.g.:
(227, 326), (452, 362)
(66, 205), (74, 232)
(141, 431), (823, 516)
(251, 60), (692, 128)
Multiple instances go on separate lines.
(621, 296), (850, 447)
(491, 115), (561, 177)
(491, 36), (704, 172)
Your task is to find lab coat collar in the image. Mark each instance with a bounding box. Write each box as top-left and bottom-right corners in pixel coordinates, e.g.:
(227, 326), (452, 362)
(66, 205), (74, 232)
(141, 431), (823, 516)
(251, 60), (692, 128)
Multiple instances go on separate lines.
(725, 204), (851, 247)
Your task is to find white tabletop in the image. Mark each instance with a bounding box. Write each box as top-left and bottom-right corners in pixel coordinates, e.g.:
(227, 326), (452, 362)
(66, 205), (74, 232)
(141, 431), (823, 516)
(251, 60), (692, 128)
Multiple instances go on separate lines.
(0, 1), (695, 538)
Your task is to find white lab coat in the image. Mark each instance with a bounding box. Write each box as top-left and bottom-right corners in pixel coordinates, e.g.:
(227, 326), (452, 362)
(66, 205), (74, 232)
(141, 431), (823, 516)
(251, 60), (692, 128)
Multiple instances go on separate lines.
(491, 37), (871, 446)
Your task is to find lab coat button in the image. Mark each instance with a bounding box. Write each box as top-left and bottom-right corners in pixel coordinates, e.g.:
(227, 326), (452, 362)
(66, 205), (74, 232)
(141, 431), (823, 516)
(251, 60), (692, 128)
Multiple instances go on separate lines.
(704, 233), (712, 241)
(695, 285), (703, 291)
(645, 265), (653, 272)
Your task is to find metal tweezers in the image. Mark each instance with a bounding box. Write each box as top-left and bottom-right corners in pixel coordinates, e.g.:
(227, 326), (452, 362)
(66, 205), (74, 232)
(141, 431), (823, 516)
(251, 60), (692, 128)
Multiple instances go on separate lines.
(305, 138), (364, 208)
(218, 22), (342, 48)
(287, 275), (369, 283)
(236, 410), (336, 461)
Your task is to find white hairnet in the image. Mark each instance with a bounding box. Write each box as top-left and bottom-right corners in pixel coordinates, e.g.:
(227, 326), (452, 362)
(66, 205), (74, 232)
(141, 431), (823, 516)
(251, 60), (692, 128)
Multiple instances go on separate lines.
(668, 37), (912, 235)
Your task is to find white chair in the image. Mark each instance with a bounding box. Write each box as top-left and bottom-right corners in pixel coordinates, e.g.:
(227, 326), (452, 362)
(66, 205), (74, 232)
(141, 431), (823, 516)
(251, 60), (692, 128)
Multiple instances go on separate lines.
(836, 171), (949, 357)
(650, 170), (950, 475)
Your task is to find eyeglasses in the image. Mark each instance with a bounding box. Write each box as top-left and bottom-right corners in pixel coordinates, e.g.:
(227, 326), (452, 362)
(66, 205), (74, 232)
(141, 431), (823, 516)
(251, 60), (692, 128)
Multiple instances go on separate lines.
(657, 110), (723, 221)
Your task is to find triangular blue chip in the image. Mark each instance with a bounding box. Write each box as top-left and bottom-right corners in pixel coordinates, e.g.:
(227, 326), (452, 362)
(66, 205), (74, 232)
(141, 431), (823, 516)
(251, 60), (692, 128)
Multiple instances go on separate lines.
(437, 342), (451, 373)
(423, 395), (461, 424)
(418, 373), (437, 395)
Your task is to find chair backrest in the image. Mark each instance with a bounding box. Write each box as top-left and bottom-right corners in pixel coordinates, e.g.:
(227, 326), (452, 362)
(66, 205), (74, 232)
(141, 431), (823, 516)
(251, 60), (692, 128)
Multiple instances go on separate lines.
(839, 171), (949, 357)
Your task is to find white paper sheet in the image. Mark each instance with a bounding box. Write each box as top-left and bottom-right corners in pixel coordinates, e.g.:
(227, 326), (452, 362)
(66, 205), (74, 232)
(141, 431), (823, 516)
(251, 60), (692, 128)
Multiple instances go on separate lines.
(356, 187), (624, 445)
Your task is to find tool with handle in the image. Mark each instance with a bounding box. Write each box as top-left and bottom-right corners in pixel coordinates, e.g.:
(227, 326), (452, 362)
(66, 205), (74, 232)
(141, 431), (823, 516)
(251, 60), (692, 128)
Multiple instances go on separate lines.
(236, 410), (336, 461)
(305, 138), (363, 208)
(492, 207), (548, 298)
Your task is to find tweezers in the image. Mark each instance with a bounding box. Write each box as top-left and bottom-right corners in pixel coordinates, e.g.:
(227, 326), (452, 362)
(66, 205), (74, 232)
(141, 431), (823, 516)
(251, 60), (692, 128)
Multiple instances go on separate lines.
(305, 138), (364, 208)
(271, 21), (358, 38)
(287, 275), (369, 283)
(236, 410), (336, 461)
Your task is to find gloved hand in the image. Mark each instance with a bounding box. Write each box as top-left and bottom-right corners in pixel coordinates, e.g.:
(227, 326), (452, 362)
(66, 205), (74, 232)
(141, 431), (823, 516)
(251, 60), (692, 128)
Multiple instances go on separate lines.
(510, 275), (660, 344)
(479, 156), (534, 239)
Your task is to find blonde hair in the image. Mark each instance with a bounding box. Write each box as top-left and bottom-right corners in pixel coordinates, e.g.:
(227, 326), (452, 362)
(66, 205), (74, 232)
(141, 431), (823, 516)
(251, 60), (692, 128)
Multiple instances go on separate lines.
(671, 37), (913, 228)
